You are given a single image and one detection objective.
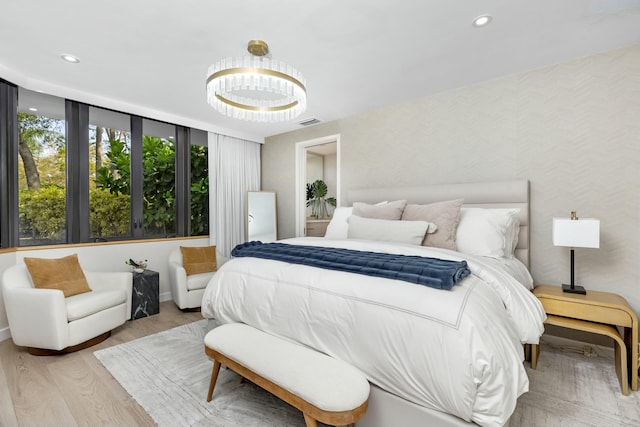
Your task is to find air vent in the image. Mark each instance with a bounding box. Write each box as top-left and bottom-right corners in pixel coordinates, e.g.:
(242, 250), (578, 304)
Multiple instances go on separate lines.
(298, 117), (321, 126)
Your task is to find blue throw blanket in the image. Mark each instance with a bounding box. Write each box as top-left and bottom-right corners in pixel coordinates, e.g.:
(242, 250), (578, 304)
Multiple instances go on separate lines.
(231, 241), (470, 290)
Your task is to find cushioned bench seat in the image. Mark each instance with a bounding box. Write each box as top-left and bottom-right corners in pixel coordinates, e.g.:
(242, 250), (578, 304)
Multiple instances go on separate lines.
(205, 323), (370, 427)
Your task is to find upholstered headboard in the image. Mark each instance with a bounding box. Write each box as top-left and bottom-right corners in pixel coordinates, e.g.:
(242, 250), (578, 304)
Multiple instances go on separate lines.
(346, 180), (530, 268)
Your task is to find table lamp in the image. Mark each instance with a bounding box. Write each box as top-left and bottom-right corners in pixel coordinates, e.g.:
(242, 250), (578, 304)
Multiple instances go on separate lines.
(552, 211), (600, 294)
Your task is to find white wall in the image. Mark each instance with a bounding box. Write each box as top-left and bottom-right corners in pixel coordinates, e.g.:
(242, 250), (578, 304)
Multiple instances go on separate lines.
(262, 44), (640, 315)
(306, 154), (324, 183)
(323, 153), (337, 202)
(0, 238), (209, 342)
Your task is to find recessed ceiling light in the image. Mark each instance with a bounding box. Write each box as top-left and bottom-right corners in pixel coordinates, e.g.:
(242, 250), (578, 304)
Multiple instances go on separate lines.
(28, 107), (38, 112)
(472, 14), (492, 27)
(61, 54), (80, 63)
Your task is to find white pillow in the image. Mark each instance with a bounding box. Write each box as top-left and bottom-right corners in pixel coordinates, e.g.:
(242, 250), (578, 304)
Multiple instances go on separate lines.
(456, 208), (520, 258)
(323, 201), (389, 239)
(324, 207), (353, 239)
(347, 215), (436, 246)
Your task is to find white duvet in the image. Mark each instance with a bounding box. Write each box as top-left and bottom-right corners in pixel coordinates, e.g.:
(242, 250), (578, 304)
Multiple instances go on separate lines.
(201, 237), (546, 427)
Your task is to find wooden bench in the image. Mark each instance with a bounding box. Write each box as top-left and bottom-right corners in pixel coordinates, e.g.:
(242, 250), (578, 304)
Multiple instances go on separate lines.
(205, 323), (370, 427)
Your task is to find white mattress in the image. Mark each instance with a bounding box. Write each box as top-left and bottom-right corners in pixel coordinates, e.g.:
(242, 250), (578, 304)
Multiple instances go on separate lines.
(201, 237), (546, 427)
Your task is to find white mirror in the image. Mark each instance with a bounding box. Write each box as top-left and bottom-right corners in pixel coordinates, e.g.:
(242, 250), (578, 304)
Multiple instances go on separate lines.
(247, 191), (277, 242)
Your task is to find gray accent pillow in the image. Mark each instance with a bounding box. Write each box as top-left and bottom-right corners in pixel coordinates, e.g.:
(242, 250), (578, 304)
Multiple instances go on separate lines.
(352, 200), (407, 220)
(401, 199), (464, 250)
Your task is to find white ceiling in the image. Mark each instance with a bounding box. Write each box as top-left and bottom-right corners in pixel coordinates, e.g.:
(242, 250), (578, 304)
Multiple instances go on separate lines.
(1, 0), (640, 143)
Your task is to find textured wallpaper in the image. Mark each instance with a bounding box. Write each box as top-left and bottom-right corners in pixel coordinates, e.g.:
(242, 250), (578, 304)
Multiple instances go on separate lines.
(263, 44), (640, 313)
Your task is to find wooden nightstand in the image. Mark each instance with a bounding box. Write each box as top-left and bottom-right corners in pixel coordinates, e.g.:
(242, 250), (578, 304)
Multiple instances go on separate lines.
(531, 284), (638, 395)
(306, 219), (330, 237)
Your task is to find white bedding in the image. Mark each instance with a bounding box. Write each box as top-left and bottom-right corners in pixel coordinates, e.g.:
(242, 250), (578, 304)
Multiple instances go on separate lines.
(201, 237), (546, 427)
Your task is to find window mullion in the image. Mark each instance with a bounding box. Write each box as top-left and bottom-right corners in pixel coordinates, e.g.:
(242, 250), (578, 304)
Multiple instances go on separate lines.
(65, 100), (90, 243)
(175, 125), (189, 237)
(0, 80), (19, 248)
(130, 116), (143, 238)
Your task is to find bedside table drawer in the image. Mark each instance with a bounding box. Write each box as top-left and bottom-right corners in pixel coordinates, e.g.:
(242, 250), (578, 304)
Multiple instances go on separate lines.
(539, 297), (633, 327)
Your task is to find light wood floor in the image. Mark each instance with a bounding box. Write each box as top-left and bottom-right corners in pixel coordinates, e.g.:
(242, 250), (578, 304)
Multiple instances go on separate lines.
(0, 302), (203, 427)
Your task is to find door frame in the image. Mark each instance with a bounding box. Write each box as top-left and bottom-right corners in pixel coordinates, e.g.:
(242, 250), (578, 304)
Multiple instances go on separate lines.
(294, 134), (341, 237)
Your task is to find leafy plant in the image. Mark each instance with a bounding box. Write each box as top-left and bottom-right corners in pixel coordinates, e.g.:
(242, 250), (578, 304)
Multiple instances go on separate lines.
(95, 136), (209, 236)
(19, 185), (66, 242)
(18, 134), (209, 243)
(89, 188), (130, 237)
(190, 144), (209, 236)
(125, 258), (148, 270)
(16, 113), (209, 244)
(306, 182), (313, 202)
(141, 136), (176, 235)
(306, 179), (336, 219)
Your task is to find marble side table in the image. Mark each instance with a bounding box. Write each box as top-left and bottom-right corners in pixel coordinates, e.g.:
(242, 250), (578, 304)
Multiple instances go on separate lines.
(131, 269), (160, 320)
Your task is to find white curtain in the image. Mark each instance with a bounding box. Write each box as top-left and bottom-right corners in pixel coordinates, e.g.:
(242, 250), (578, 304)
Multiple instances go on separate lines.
(208, 133), (261, 259)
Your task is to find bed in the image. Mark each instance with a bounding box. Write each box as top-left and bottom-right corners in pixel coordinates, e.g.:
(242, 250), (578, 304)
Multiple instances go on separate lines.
(201, 180), (546, 427)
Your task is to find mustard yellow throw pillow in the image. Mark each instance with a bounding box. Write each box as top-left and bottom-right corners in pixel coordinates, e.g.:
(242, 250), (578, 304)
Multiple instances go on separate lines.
(180, 246), (217, 276)
(24, 254), (92, 298)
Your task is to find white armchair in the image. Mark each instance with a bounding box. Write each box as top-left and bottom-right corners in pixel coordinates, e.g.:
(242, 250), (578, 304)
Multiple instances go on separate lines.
(1, 264), (132, 355)
(168, 248), (219, 310)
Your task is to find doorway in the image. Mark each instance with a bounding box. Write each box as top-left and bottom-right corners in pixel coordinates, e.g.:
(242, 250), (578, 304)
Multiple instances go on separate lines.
(295, 134), (340, 237)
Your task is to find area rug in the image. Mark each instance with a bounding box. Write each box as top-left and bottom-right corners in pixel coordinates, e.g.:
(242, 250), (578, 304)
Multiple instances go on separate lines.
(94, 321), (640, 427)
(94, 320), (305, 427)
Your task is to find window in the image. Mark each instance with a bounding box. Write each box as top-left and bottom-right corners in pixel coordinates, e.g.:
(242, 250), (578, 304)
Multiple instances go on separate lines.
(0, 83), (209, 247)
(190, 129), (209, 236)
(142, 119), (176, 237)
(89, 107), (132, 240)
(17, 89), (67, 246)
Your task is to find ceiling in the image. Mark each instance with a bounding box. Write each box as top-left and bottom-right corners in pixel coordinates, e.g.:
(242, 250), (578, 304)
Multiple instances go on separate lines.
(1, 1), (640, 143)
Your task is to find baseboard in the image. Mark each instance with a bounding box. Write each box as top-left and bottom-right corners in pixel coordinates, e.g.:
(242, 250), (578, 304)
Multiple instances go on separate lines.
(0, 326), (11, 343)
(160, 291), (173, 303)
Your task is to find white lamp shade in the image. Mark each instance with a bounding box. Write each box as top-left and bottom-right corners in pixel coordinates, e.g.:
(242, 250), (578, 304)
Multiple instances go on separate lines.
(552, 218), (600, 248)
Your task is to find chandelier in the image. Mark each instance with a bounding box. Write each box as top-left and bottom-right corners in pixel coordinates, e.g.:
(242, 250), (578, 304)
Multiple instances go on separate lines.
(206, 40), (307, 123)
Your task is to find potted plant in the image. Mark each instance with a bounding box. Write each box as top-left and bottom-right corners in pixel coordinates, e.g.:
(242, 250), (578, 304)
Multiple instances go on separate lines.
(125, 258), (148, 273)
(306, 179), (336, 219)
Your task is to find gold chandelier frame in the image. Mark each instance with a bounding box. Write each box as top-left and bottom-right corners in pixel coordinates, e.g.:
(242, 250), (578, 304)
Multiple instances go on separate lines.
(206, 40), (307, 122)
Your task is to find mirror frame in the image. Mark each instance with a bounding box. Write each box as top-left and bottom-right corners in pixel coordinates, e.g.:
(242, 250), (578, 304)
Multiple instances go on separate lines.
(246, 191), (278, 242)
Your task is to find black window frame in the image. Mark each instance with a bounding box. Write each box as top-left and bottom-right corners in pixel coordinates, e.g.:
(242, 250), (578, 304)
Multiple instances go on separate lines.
(0, 80), (19, 248)
(0, 81), (207, 248)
